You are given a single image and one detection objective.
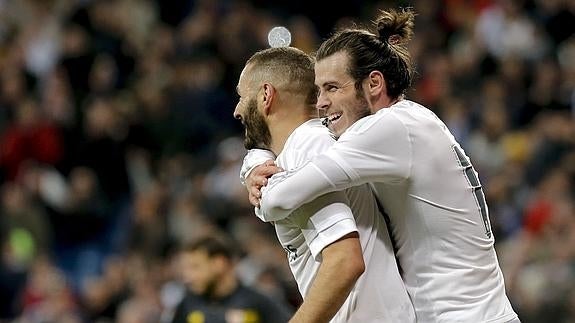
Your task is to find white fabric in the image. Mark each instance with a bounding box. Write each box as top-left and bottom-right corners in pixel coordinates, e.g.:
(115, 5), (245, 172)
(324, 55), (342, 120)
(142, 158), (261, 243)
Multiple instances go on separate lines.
(243, 119), (415, 323)
(239, 148), (276, 186)
(258, 102), (518, 323)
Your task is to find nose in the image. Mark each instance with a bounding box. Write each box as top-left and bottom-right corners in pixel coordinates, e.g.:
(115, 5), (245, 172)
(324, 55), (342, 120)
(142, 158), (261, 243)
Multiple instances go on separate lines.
(316, 91), (329, 111)
(233, 104), (241, 120)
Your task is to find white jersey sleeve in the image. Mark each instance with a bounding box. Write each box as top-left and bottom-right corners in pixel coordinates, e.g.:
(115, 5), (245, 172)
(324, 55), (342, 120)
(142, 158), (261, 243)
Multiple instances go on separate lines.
(325, 109), (411, 184)
(288, 192), (357, 260)
(239, 149), (276, 185)
(258, 110), (410, 221)
(255, 119), (343, 222)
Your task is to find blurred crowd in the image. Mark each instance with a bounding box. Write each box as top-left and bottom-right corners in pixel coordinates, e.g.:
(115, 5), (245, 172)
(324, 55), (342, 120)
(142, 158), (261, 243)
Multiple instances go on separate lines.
(0, 0), (573, 322)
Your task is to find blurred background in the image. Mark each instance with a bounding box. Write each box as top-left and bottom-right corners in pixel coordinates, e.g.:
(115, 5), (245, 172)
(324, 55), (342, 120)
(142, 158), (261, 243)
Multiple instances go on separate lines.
(0, 0), (573, 322)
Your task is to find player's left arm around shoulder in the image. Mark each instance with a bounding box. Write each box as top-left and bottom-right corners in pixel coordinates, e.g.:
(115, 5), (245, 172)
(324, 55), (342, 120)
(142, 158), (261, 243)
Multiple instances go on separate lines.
(258, 115), (412, 220)
(256, 130), (338, 222)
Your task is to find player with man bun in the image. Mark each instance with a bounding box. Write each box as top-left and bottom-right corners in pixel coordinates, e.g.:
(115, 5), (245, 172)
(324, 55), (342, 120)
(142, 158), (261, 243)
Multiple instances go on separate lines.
(247, 8), (520, 323)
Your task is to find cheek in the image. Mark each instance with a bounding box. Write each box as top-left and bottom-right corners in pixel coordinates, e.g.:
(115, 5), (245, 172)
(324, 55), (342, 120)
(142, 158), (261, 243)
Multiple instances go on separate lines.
(341, 115), (356, 130)
(183, 262), (206, 281)
(181, 267), (196, 286)
(187, 269), (210, 290)
(341, 102), (364, 125)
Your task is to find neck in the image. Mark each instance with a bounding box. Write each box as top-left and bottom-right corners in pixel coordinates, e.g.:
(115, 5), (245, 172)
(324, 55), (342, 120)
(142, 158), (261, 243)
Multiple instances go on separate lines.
(370, 95), (403, 113)
(269, 109), (314, 155)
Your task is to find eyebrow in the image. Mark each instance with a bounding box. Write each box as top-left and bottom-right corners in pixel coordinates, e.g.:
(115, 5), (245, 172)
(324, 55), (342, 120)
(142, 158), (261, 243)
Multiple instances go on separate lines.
(318, 81), (338, 88)
(319, 80), (353, 88)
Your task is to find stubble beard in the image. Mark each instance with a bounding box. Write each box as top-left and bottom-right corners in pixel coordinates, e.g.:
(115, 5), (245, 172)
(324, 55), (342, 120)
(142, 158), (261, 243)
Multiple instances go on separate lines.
(330, 89), (371, 137)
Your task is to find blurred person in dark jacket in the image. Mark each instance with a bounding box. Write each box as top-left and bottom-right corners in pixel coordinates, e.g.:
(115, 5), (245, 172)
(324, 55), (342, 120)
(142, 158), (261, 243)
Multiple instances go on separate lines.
(170, 235), (292, 323)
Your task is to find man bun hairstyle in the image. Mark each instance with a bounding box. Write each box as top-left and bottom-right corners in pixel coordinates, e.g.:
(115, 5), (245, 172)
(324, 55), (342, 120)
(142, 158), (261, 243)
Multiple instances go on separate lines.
(316, 7), (416, 100)
(376, 8), (415, 46)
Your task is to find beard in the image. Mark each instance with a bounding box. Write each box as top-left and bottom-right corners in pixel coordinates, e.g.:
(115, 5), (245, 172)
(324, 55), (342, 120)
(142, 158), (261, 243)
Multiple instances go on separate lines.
(323, 88), (371, 138)
(242, 98), (272, 150)
(354, 87), (371, 119)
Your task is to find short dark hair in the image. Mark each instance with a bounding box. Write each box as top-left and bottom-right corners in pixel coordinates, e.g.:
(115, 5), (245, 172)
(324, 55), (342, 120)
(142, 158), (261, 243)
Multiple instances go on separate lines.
(246, 46), (317, 107)
(316, 8), (416, 100)
(182, 235), (237, 260)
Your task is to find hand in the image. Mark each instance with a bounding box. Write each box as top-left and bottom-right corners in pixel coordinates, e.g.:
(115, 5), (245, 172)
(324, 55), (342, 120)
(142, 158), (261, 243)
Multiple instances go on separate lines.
(246, 160), (283, 207)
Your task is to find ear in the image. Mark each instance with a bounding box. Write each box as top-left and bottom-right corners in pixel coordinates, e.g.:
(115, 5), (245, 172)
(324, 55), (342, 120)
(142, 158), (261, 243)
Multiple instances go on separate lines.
(261, 83), (276, 116)
(365, 70), (386, 97)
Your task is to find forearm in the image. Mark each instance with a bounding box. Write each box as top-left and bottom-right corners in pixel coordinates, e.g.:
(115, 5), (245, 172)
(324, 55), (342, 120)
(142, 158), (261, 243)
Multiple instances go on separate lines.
(259, 114), (411, 221)
(259, 155), (357, 221)
(289, 233), (364, 323)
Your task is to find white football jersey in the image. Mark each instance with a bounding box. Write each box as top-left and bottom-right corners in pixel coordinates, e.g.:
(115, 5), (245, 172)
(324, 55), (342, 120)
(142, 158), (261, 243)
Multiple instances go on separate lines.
(259, 101), (518, 323)
(245, 119), (415, 323)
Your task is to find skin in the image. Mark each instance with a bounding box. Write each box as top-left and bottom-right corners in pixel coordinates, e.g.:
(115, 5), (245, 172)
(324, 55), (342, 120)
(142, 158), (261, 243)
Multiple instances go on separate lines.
(315, 52), (371, 137)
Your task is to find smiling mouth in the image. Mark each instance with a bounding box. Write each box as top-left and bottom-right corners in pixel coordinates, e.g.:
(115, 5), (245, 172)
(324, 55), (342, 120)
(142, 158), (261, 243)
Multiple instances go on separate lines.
(325, 112), (342, 126)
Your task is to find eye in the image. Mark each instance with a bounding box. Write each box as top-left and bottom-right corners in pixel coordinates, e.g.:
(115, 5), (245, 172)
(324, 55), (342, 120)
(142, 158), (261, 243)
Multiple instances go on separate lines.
(326, 85), (338, 92)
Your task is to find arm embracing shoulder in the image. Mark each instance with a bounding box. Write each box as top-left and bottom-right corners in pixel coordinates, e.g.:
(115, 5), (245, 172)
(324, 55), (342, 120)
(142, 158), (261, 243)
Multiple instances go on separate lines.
(259, 112), (411, 220)
(256, 161), (345, 221)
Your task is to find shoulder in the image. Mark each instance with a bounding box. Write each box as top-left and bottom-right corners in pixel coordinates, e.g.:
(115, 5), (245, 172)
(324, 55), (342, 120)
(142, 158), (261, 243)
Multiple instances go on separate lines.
(235, 284), (267, 298)
(342, 109), (406, 143)
(278, 119), (336, 168)
(289, 119), (336, 149)
(234, 285), (279, 306)
(173, 291), (204, 312)
(347, 100), (436, 135)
